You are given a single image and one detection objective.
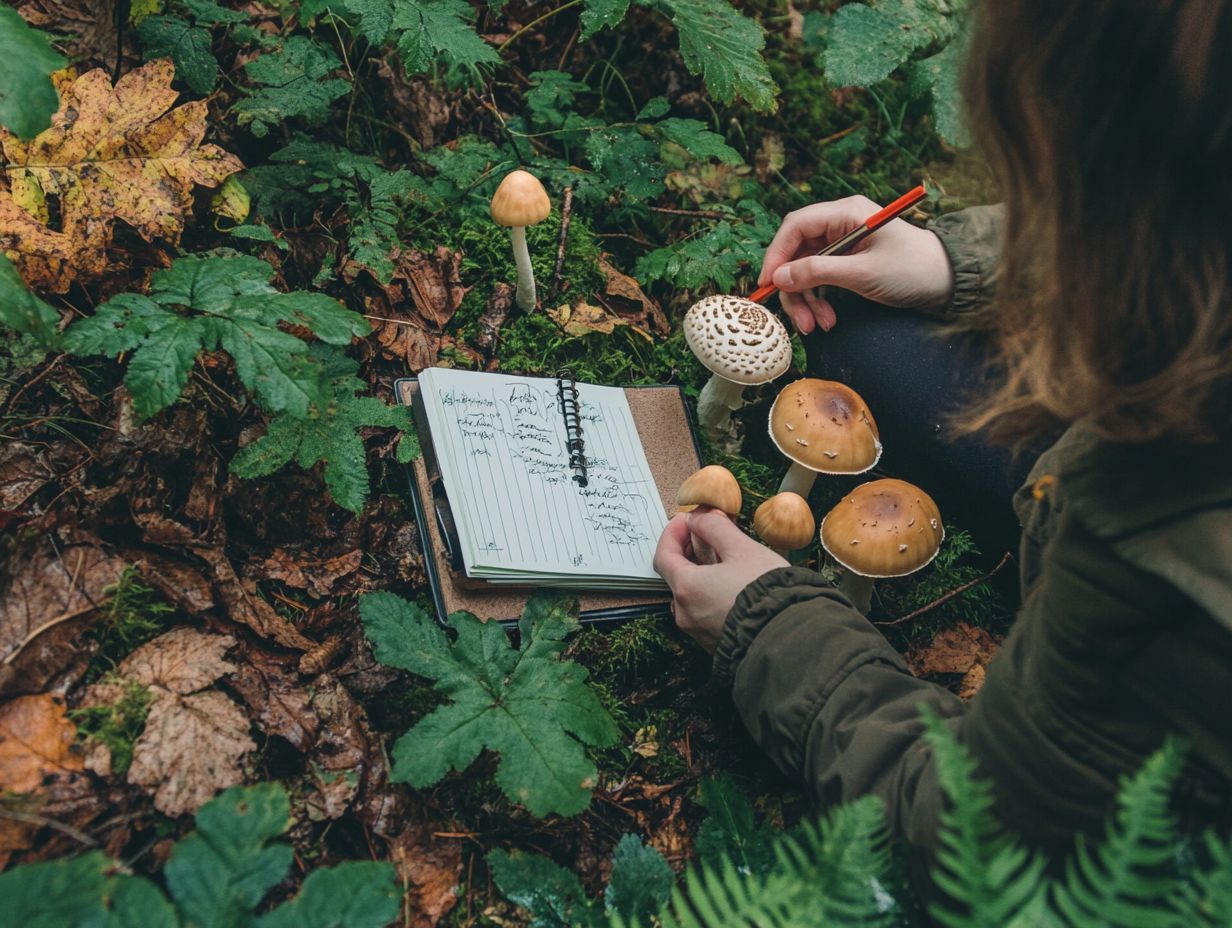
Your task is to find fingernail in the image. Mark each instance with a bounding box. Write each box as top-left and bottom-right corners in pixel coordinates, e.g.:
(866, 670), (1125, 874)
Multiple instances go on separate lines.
(773, 265), (793, 288)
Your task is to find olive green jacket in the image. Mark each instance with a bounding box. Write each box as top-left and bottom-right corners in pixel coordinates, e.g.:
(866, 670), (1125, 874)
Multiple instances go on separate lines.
(715, 206), (1232, 857)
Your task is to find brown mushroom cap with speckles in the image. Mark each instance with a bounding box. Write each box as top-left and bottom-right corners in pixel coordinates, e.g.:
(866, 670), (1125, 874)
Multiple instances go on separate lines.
(768, 378), (882, 474)
(676, 465), (742, 516)
(683, 295), (792, 386)
(820, 478), (944, 578)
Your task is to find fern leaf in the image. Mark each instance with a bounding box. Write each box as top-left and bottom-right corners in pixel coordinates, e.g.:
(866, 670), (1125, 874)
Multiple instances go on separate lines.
(1051, 738), (1187, 928)
(1184, 831), (1232, 925)
(922, 708), (1046, 928)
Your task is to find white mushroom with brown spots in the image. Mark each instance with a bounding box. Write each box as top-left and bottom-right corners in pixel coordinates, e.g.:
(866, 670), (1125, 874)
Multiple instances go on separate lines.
(683, 295), (792, 434)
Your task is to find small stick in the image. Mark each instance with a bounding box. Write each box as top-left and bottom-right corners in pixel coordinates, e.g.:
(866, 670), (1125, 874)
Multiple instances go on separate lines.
(649, 205), (729, 220)
(875, 551), (1013, 627)
(0, 809), (99, 848)
(552, 185), (574, 297)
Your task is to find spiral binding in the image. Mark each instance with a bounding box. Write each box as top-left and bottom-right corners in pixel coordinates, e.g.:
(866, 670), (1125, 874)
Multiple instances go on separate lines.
(556, 368), (589, 488)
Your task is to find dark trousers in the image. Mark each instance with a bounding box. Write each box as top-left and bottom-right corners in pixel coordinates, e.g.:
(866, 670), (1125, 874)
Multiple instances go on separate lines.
(803, 297), (1040, 562)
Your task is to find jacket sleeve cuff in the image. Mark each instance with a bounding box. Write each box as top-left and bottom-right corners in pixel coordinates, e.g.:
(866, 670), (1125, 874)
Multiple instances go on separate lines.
(925, 204), (1005, 317)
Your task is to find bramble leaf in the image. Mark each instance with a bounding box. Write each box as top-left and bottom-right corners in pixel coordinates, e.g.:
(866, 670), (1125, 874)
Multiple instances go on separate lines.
(235, 36), (352, 137)
(0, 253), (60, 348)
(0, 8), (65, 138)
(360, 591), (618, 817)
(230, 348), (414, 513)
(391, 0), (501, 76)
(488, 848), (597, 928)
(657, 0), (777, 111)
(138, 14), (219, 93)
(912, 40), (970, 146)
(580, 0), (633, 39)
(63, 254), (368, 418)
(822, 2), (926, 88)
(0, 850), (112, 927)
(604, 834), (674, 922)
(256, 861), (402, 928)
(655, 117), (741, 164)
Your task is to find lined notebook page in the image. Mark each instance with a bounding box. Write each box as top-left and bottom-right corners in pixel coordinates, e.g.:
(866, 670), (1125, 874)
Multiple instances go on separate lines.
(417, 368), (668, 590)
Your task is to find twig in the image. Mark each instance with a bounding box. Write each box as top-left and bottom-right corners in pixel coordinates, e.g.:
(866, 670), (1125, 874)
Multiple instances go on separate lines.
(363, 313), (424, 328)
(1, 354), (64, 415)
(875, 551), (1013, 627)
(552, 185), (574, 298)
(0, 809), (99, 848)
(648, 205), (730, 220)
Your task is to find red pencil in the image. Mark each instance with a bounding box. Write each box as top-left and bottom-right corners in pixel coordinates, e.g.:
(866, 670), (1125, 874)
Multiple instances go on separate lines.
(747, 184), (928, 304)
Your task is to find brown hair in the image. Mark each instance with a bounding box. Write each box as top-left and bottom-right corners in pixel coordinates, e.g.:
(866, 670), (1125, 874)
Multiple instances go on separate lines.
(960, 0), (1232, 444)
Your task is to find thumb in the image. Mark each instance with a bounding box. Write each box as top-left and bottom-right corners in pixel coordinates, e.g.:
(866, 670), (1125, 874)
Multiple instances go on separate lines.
(772, 254), (872, 294)
(687, 509), (756, 560)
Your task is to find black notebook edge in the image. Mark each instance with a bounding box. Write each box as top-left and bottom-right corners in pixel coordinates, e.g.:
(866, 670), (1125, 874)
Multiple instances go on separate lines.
(394, 376), (702, 628)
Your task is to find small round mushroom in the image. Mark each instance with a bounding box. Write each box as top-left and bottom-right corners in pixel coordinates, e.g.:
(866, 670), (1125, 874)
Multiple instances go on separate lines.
(683, 295), (792, 434)
(676, 465), (742, 565)
(819, 478), (944, 613)
(768, 379), (882, 497)
(753, 492), (815, 556)
(490, 170), (551, 312)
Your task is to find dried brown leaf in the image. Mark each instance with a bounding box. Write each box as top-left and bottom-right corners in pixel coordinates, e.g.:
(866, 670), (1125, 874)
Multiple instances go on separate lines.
(387, 823), (463, 928)
(547, 300), (653, 340)
(257, 548), (363, 599)
(229, 650), (319, 752)
(598, 257), (668, 336)
(0, 694), (83, 793)
(905, 621), (1003, 702)
(1, 60), (243, 293)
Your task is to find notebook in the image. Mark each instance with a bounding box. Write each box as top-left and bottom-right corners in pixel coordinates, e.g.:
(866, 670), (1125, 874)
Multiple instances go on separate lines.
(396, 369), (703, 625)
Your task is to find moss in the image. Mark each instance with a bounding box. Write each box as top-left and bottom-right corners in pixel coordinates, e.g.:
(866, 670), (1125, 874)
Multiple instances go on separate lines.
(71, 677), (154, 775)
(85, 567), (175, 683)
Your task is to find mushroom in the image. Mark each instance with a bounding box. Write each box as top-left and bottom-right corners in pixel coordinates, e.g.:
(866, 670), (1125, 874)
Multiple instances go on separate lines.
(753, 492), (815, 556)
(683, 295), (792, 434)
(490, 170), (551, 312)
(819, 478), (944, 613)
(676, 465), (742, 564)
(768, 378), (881, 497)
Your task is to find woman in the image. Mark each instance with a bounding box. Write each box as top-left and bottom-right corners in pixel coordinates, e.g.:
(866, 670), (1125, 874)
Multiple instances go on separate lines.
(654, 0), (1232, 860)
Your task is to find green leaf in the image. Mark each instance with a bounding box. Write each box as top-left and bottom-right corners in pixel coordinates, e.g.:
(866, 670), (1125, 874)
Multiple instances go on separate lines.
(63, 254), (367, 419)
(0, 850), (112, 927)
(580, 0), (632, 39)
(360, 591), (618, 817)
(137, 14), (219, 93)
(0, 7), (65, 138)
(346, 169), (418, 283)
(604, 835), (673, 921)
(525, 70), (589, 131)
(586, 127), (665, 201)
(183, 0), (250, 25)
(912, 40), (970, 146)
(0, 253), (60, 348)
(391, 0), (500, 76)
(693, 774), (779, 878)
(164, 784), (294, 928)
(488, 849), (599, 928)
(655, 118), (742, 164)
(655, 0), (777, 111)
(822, 2), (925, 87)
(229, 223), (291, 251)
(108, 874), (180, 928)
(342, 0), (395, 41)
(235, 36), (352, 137)
(635, 203), (776, 291)
(257, 862), (401, 928)
(231, 348), (413, 513)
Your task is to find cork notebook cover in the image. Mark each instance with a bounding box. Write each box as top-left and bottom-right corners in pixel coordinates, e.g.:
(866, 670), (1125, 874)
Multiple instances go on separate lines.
(395, 378), (701, 625)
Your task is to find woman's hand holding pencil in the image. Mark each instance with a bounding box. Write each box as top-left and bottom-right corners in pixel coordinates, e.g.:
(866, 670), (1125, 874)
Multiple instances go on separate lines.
(756, 190), (955, 334)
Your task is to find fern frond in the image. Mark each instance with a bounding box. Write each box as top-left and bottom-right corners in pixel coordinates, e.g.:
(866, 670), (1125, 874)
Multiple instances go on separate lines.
(1182, 831), (1232, 925)
(922, 709), (1046, 928)
(1051, 738), (1186, 928)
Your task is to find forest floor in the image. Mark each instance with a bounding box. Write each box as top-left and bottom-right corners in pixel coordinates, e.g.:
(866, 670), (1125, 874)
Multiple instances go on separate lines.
(0, 1), (1011, 924)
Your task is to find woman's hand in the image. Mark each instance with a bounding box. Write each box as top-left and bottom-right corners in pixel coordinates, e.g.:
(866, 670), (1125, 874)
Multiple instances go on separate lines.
(654, 508), (789, 653)
(759, 195), (955, 334)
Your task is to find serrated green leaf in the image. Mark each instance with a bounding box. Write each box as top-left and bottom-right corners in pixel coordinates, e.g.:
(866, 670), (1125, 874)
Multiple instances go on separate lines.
(656, 0), (777, 111)
(360, 592), (617, 817)
(0, 7), (65, 138)
(138, 14), (219, 93)
(391, 0), (500, 76)
(235, 36), (352, 137)
(342, 0), (395, 41)
(604, 835), (673, 921)
(183, 0), (250, 25)
(229, 223), (291, 251)
(655, 117), (742, 164)
(63, 255), (366, 419)
(636, 96), (670, 120)
(635, 205), (776, 291)
(0, 253), (60, 348)
(231, 348), (413, 513)
(822, 3), (923, 87)
(694, 774), (779, 877)
(525, 70), (589, 131)
(488, 849), (599, 928)
(912, 40), (970, 146)
(257, 862), (401, 928)
(586, 127), (665, 201)
(164, 784), (294, 928)
(580, 0), (632, 39)
(108, 874), (180, 928)
(0, 850), (112, 927)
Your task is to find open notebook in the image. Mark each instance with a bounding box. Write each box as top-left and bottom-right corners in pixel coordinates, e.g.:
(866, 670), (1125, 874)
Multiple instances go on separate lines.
(398, 370), (702, 625)
(413, 367), (670, 591)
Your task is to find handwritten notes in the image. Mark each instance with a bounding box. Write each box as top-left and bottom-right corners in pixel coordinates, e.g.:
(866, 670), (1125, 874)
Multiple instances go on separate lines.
(417, 368), (668, 590)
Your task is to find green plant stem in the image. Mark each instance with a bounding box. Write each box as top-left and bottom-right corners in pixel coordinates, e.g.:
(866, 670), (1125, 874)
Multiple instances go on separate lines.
(499, 0), (584, 53)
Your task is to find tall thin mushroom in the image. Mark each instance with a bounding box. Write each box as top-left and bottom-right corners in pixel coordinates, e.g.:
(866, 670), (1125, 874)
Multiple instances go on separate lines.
(683, 295), (792, 434)
(769, 378), (881, 497)
(491, 170), (551, 312)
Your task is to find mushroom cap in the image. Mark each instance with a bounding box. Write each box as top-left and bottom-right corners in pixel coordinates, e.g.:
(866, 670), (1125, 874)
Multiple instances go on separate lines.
(768, 379), (882, 475)
(683, 295), (792, 386)
(676, 465), (742, 516)
(490, 170), (551, 227)
(753, 492), (815, 552)
(820, 478), (944, 578)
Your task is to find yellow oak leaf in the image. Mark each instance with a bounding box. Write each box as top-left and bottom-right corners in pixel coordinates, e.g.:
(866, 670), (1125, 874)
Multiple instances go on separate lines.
(0, 59), (243, 293)
(547, 300), (653, 341)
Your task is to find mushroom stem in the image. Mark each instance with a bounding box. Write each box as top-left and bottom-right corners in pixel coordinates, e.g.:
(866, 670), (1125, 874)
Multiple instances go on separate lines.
(838, 570), (875, 613)
(696, 375), (746, 432)
(511, 225), (536, 311)
(690, 532), (718, 565)
(778, 461), (817, 497)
